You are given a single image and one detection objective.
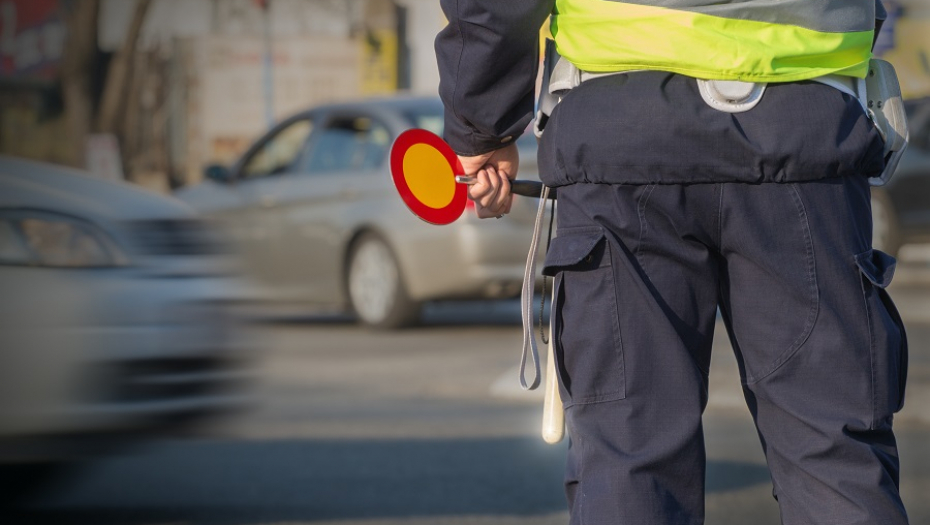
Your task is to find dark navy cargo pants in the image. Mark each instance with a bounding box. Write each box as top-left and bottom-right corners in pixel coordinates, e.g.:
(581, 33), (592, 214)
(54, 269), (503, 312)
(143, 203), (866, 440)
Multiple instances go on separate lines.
(543, 175), (909, 524)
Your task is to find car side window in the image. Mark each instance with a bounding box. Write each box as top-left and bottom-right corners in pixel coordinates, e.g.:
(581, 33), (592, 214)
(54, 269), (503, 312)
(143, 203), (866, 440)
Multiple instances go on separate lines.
(241, 119), (313, 180)
(304, 117), (391, 173)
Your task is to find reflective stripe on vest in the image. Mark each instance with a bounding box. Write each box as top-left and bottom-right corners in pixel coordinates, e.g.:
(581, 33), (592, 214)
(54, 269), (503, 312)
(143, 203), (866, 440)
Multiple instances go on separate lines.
(552, 0), (875, 82)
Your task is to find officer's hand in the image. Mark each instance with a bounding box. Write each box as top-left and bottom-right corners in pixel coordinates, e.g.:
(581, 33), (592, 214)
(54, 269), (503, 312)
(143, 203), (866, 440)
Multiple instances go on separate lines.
(458, 143), (519, 219)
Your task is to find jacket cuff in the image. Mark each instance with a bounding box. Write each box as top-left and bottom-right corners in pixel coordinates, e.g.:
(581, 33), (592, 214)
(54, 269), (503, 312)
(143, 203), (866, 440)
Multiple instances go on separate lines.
(443, 113), (522, 157)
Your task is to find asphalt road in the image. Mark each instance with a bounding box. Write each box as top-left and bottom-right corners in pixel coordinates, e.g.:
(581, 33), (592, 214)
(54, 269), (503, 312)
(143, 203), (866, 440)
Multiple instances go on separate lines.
(8, 252), (930, 525)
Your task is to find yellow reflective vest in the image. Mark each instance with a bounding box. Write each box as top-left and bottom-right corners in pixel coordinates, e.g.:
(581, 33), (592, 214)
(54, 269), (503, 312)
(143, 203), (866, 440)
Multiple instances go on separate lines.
(551, 0), (876, 82)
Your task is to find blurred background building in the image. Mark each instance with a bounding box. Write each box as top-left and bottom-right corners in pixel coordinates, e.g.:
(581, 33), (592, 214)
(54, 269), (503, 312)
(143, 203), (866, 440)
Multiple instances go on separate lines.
(0, 0), (443, 191)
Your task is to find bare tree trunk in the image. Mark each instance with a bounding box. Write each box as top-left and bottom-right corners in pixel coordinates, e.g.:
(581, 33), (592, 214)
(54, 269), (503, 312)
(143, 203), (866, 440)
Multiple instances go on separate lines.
(96, 0), (152, 135)
(59, 0), (100, 168)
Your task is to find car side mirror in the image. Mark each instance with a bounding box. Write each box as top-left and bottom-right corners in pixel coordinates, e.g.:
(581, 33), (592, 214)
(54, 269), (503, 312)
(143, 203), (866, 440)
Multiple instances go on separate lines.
(204, 164), (233, 184)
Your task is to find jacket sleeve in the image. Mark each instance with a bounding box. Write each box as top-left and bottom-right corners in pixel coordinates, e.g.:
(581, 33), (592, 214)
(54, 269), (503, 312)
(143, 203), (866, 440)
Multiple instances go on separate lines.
(435, 0), (554, 156)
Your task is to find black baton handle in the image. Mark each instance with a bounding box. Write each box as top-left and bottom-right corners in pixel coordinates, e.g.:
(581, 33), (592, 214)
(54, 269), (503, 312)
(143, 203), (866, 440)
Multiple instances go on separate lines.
(456, 176), (557, 200)
(512, 180), (557, 200)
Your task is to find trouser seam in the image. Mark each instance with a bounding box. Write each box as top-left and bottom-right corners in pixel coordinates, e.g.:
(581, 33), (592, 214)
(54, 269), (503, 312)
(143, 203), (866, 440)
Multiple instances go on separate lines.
(744, 183), (820, 384)
(716, 183), (724, 249)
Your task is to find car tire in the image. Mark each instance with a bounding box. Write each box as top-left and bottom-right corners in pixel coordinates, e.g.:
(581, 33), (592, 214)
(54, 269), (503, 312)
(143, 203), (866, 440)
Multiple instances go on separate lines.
(871, 187), (901, 257)
(347, 233), (420, 329)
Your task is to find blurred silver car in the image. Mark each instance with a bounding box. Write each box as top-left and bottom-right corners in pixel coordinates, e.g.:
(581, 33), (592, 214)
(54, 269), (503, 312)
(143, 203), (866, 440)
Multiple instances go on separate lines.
(0, 157), (250, 500)
(176, 96), (547, 328)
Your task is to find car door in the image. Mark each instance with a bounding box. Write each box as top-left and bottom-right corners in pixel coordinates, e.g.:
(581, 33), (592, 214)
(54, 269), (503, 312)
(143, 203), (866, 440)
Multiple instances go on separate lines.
(271, 111), (394, 304)
(228, 116), (315, 297)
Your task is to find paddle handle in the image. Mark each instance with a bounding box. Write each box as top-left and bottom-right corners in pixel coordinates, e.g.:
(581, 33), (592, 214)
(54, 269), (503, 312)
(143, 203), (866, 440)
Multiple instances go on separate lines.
(454, 176), (557, 200)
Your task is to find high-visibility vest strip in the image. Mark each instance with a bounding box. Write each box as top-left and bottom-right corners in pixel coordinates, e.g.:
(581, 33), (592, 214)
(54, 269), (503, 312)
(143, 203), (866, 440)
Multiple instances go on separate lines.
(552, 0), (874, 82)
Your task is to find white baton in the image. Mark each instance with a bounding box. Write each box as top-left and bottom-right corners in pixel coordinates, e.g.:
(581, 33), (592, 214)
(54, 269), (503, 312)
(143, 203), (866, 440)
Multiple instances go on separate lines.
(542, 286), (564, 444)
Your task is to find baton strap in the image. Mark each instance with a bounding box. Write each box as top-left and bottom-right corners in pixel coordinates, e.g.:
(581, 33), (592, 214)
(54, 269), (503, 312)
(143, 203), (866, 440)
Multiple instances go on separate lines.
(519, 183), (551, 390)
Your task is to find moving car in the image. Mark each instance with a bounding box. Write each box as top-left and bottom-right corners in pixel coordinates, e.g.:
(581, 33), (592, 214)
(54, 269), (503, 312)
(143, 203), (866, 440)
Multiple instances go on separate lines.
(0, 157), (250, 501)
(176, 96), (548, 328)
(872, 97), (930, 257)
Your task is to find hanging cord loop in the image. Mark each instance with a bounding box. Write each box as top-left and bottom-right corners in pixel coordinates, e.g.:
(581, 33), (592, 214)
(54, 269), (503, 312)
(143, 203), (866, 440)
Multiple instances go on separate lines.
(520, 184), (553, 390)
(538, 195), (555, 345)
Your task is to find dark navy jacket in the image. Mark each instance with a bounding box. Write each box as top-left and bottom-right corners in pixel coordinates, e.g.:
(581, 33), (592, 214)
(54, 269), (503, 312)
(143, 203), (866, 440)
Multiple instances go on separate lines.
(435, 0), (886, 186)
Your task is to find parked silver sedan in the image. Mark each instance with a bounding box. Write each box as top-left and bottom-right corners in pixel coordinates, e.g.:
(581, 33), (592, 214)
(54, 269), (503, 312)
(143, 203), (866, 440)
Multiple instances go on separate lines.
(176, 96), (547, 328)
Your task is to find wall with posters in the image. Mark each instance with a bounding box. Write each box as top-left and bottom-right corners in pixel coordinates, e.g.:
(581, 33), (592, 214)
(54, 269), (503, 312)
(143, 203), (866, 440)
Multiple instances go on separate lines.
(0, 0), (65, 83)
(0, 0), (72, 165)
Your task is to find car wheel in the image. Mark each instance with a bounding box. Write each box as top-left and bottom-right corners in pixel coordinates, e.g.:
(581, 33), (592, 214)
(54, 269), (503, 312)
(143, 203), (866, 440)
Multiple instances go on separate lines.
(871, 187), (901, 257)
(347, 233), (420, 329)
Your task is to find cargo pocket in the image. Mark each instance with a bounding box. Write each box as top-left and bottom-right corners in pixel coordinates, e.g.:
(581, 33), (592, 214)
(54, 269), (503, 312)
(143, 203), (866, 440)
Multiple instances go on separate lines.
(543, 226), (625, 407)
(855, 248), (908, 427)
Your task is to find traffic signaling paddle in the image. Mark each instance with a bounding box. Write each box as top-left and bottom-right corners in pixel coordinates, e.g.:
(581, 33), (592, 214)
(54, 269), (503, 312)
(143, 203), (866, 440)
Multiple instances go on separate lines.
(389, 128), (555, 225)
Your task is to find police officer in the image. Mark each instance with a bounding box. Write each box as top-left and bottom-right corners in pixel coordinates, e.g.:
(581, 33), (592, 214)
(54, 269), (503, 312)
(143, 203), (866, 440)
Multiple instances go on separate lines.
(436, 0), (910, 523)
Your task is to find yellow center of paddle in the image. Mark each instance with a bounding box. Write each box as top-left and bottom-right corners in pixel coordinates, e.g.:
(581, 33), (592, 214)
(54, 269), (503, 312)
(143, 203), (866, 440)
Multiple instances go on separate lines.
(403, 143), (455, 209)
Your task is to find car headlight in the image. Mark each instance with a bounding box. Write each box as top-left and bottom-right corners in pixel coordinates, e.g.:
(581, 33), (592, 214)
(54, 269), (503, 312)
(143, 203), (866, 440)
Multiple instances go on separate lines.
(0, 211), (128, 268)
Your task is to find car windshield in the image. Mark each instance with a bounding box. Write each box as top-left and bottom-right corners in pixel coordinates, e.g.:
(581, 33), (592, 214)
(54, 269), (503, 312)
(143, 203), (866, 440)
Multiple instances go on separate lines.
(402, 107), (444, 136)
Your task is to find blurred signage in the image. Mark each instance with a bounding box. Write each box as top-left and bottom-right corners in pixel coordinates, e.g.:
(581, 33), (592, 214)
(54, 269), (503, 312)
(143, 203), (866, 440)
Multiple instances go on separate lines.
(0, 0), (65, 83)
(360, 29), (398, 95)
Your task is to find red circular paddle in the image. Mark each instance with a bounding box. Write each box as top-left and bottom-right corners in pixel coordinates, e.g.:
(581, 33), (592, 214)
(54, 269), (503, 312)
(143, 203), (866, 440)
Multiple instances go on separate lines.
(390, 129), (467, 225)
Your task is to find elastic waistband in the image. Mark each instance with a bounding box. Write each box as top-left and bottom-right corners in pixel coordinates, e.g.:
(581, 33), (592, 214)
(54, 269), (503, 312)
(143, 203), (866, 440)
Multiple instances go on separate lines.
(549, 59), (868, 112)
(536, 70), (886, 186)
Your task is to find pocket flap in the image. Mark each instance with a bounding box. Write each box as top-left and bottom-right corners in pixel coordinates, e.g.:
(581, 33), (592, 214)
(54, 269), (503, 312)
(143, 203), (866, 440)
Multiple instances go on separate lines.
(542, 227), (606, 276)
(855, 249), (897, 288)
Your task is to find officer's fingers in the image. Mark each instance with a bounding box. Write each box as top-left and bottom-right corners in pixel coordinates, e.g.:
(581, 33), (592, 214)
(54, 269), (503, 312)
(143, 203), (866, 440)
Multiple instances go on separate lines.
(467, 169), (493, 202)
(491, 174), (512, 213)
(475, 205), (500, 219)
(480, 167), (511, 215)
(474, 197), (502, 219)
(503, 193), (514, 215)
(469, 171), (501, 219)
(477, 168), (503, 209)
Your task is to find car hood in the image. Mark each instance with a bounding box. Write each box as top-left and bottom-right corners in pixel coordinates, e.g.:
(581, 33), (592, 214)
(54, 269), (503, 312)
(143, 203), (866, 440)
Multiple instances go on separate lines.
(0, 156), (195, 222)
(174, 181), (240, 215)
